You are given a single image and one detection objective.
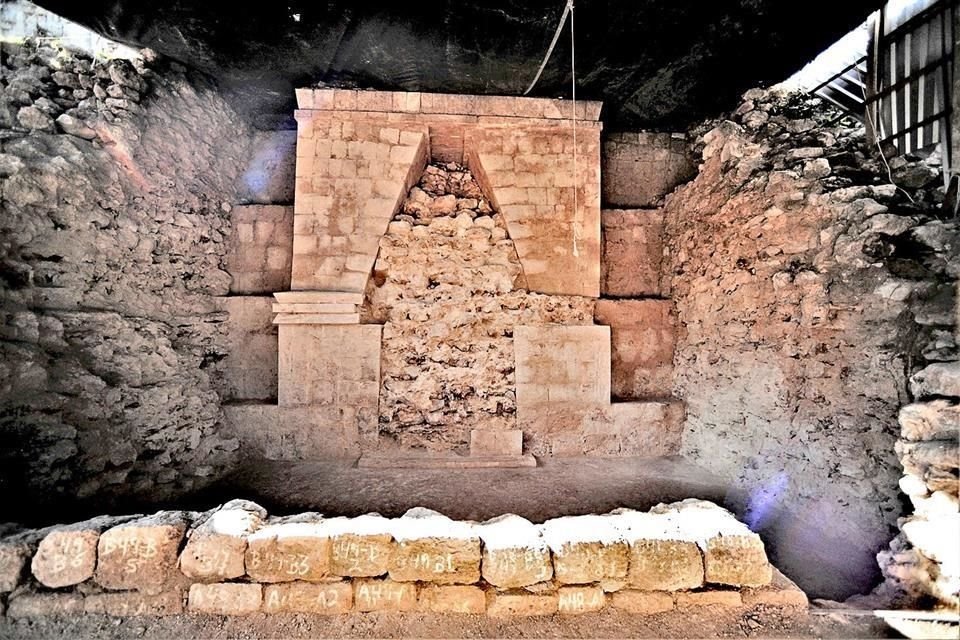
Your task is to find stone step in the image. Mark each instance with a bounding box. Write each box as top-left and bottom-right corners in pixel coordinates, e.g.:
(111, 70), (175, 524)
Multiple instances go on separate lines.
(357, 454), (537, 469)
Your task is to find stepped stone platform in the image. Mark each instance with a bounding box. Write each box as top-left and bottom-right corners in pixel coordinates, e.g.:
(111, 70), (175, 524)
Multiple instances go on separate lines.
(0, 499), (806, 620)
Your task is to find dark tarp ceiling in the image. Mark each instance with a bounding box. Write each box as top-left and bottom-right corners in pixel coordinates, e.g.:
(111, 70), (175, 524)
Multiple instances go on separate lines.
(33, 0), (880, 130)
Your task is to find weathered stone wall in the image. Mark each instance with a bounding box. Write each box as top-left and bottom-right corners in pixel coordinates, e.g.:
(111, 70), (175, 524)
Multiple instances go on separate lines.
(0, 498), (806, 619)
(601, 132), (695, 208)
(0, 40), (252, 518)
(366, 162), (594, 452)
(663, 89), (956, 600)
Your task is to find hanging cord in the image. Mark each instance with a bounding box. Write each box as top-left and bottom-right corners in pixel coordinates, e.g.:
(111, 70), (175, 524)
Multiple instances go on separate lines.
(523, 0), (574, 96)
(570, 1), (580, 257)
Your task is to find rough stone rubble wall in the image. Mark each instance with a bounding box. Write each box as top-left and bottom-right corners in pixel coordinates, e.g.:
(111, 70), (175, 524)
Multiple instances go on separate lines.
(367, 162), (593, 451)
(0, 499), (807, 618)
(0, 41), (252, 517)
(663, 90), (957, 601)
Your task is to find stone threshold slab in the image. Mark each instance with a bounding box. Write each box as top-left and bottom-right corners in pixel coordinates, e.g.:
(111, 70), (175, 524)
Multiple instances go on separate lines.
(357, 454), (538, 469)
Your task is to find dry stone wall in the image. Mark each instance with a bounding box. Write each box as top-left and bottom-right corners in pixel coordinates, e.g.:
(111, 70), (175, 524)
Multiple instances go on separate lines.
(663, 89), (957, 600)
(0, 40), (252, 518)
(0, 499), (808, 619)
(365, 161), (593, 451)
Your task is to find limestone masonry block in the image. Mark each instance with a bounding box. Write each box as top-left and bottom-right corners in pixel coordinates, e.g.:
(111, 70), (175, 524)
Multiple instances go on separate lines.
(245, 519), (332, 583)
(558, 585), (607, 613)
(31, 529), (100, 588)
(602, 133), (694, 208)
(390, 509), (481, 584)
(541, 515), (629, 584)
(653, 499), (772, 587)
(741, 568), (808, 608)
(188, 583), (263, 616)
(215, 296), (277, 403)
(0, 539), (32, 593)
(6, 593), (85, 619)
(326, 514), (395, 577)
(611, 590), (675, 614)
(222, 404), (365, 460)
(613, 510), (704, 591)
(179, 500), (266, 581)
(84, 592), (184, 616)
(514, 325), (611, 408)
(470, 429), (523, 457)
(262, 581), (353, 614)
(354, 578), (418, 611)
(486, 591), (559, 617)
(675, 590), (743, 608)
(226, 205), (293, 294)
(418, 585), (487, 613)
(95, 512), (188, 591)
(594, 299), (677, 400)
(601, 209), (665, 297)
(479, 514), (552, 588)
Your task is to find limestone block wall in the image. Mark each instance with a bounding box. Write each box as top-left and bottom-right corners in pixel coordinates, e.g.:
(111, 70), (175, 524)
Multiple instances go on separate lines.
(601, 209), (666, 297)
(594, 300), (676, 400)
(0, 499), (808, 620)
(602, 132), (695, 207)
(226, 205), (293, 295)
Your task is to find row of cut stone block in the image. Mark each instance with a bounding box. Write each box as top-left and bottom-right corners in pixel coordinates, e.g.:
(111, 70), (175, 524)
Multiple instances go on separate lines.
(1, 500), (773, 601)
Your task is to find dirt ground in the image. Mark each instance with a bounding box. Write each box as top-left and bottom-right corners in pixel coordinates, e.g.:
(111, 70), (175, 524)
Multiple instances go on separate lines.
(196, 455), (731, 522)
(0, 606), (899, 640)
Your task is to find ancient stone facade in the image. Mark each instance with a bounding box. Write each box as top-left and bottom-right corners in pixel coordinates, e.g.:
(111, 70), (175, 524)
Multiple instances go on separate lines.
(0, 499), (807, 619)
(663, 89), (957, 601)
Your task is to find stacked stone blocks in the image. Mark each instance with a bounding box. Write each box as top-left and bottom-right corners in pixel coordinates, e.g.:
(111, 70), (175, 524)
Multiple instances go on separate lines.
(0, 499), (805, 619)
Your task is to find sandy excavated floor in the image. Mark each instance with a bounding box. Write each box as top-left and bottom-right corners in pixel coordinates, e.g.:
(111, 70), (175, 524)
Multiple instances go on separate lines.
(0, 606), (898, 640)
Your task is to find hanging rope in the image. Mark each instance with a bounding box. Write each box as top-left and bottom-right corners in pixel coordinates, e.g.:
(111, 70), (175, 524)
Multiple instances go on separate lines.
(522, 0), (574, 96)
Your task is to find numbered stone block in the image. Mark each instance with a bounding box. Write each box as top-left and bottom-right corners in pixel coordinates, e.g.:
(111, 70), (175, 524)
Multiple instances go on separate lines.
(611, 590), (674, 614)
(479, 514), (552, 588)
(354, 578), (418, 611)
(95, 512), (189, 590)
(389, 508), (480, 584)
(188, 583), (263, 615)
(612, 510), (704, 591)
(326, 514), (394, 577)
(180, 500), (266, 581)
(486, 591), (559, 617)
(418, 585), (486, 613)
(263, 581), (353, 614)
(84, 591), (184, 616)
(652, 500), (772, 587)
(32, 529), (100, 588)
(558, 585), (606, 614)
(245, 518), (331, 583)
(541, 515), (629, 584)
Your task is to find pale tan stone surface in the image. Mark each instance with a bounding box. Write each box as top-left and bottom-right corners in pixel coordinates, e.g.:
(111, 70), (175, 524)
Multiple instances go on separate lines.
(262, 581), (353, 614)
(479, 514), (552, 588)
(188, 583), (263, 615)
(470, 429), (523, 457)
(245, 523), (332, 583)
(83, 591), (184, 616)
(327, 514), (395, 577)
(675, 590), (743, 608)
(31, 529), (99, 588)
(180, 501), (265, 582)
(418, 585), (486, 613)
(0, 541), (31, 593)
(741, 568), (808, 608)
(222, 405), (365, 460)
(226, 205), (293, 294)
(611, 590), (675, 614)
(602, 132), (693, 208)
(354, 578), (418, 611)
(558, 585), (606, 613)
(627, 538), (704, 591)
(390, 537), (481, 584)
(95, 513), (188, 590)
(601, 209), (665, 297)
(703, 535), (773, 587)
(214, 296), (277, 402)
(514, 325), (611, 408)
(277, 324), (381, 409)
(550, 541), (629, 585)
(486, 591), (559, 617)
(594, 299), (676, 400)
(6, 593), (85, 618)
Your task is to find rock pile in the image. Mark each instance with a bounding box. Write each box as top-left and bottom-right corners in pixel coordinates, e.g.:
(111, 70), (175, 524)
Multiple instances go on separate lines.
(0, 499), (806, 618)
(664, 88), (957, 601)
(366, 162), (594, 451)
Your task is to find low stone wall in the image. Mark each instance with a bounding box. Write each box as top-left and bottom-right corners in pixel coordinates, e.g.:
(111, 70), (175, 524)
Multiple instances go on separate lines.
(0, 499), (806, 618)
